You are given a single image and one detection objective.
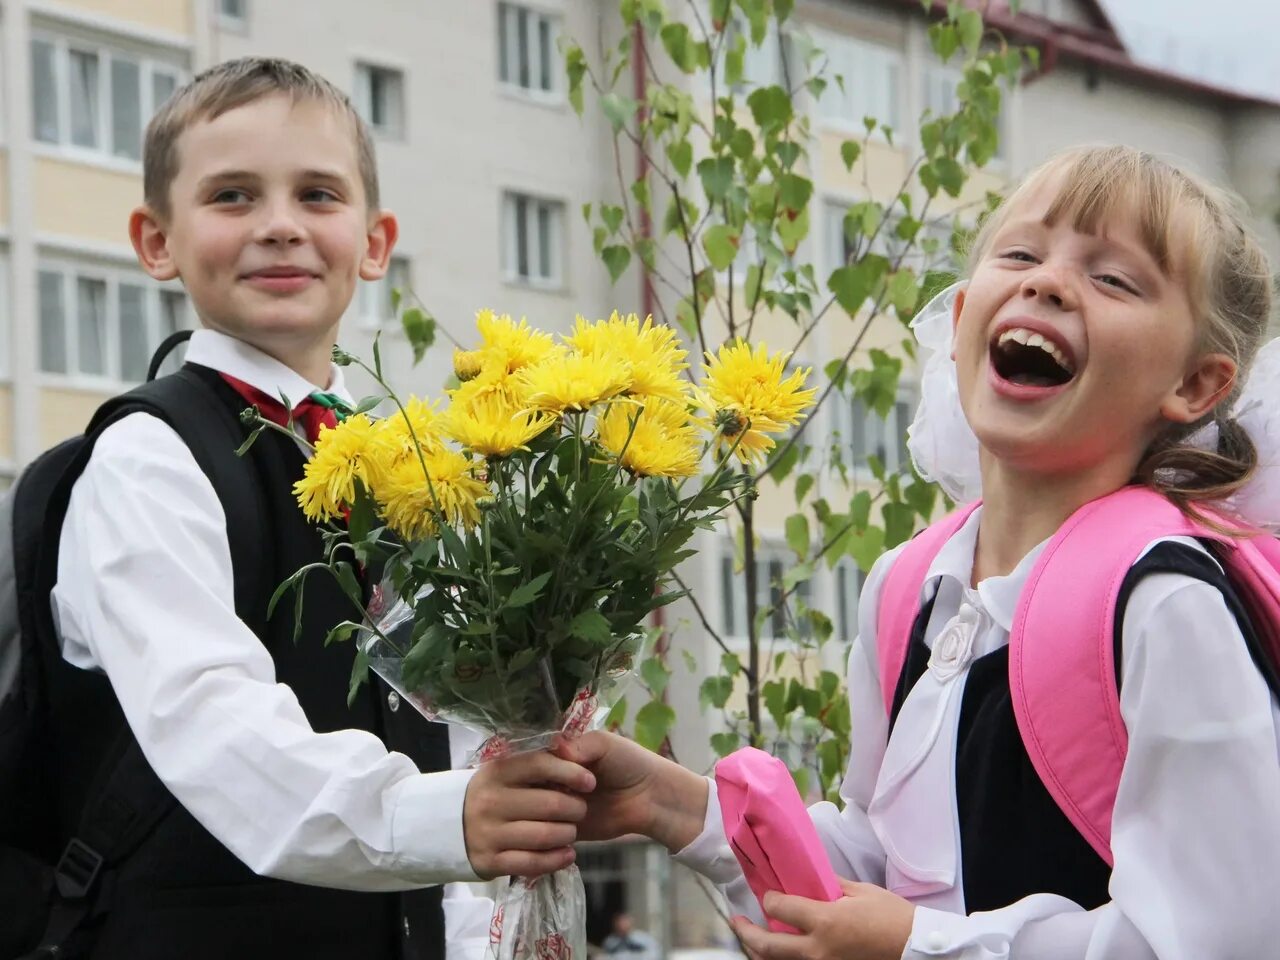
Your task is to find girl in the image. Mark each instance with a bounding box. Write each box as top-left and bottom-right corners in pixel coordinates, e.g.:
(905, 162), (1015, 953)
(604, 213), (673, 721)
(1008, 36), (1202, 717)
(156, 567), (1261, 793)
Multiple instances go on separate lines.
(563, 144), (1280, 959)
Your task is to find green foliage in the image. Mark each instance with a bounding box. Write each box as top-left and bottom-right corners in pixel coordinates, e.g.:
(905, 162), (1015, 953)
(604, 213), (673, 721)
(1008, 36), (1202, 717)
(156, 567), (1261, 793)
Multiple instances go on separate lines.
(572, 0), (1025, 802)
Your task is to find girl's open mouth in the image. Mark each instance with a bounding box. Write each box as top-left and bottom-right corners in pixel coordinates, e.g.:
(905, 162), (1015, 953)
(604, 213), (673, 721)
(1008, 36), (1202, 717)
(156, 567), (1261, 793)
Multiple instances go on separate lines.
(989, 326), (1077, 389)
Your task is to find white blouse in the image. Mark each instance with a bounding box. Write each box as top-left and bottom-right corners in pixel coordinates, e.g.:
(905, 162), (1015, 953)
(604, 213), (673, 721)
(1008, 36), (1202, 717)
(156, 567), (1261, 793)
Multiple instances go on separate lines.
(677, 506), (1280, 959)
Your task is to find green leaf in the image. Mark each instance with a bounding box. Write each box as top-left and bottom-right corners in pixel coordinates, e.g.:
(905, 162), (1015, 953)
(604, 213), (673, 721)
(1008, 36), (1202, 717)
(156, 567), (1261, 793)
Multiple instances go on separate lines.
(746, 85), (792, 131)
(681, 649), (699, 673)
(631, 177), (650, 211)
(347, 645), (370, 707)
(795, 473), (815, 505)
(660, 22), (699, 72)
(604, 695), (629, 730)
(601, 92), (639, 130)
(601, 204), (625, 235)
(957, 10), (984, 56)
(778, 173), (813, 215)
(634, 700), (676, 752)
(929, 22), (960, 62)
(887, 269), (919, 316)
(703, 225), (740, 271)
(782, 559), (815, 591)
(933, 156), (966, 197)
(711, 731), (740, 758)
(785, 512), (810, 560)
(840, 139), (861, 171)
(505, 571), (553, 609)
(324, 620), (362, 647)
(700, 674), (735, 710)
(697, 156), (735, 203)
(570, 609), (612, 644)
(667, 140), (693, 179)
(565, 42), (587, 115)
(602, 245), (632, 284)
(827, 257), (884, 316)
(401, 306), (436, 365)
(847, 524), (886, 573)
(721, 651), (741, 675)
(882, 501), (917, 549)
(763, 679), (789, 729)
(640, 656), (672, 698)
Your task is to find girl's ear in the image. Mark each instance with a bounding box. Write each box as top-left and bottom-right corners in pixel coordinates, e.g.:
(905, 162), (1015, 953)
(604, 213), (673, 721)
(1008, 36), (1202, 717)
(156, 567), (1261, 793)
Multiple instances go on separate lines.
(129, 206), (179, 281)
(950, 288), (967, 361)
(1161, 352), (1237, 424)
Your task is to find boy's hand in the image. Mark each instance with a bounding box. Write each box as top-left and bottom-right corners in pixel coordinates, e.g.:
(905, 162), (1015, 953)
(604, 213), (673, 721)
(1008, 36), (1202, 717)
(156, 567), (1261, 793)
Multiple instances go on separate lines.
(730, 880), (915, 960)
(557, 731), (709, 852)
(462, 750), (595, 880)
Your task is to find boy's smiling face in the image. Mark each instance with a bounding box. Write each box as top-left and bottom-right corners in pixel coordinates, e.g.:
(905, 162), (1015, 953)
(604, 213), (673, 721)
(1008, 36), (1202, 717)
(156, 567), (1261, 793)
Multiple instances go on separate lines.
(132, 92), (395, 380)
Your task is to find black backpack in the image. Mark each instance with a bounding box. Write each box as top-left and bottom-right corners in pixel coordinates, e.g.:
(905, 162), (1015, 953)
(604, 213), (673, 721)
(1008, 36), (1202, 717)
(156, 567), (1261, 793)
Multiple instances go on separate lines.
(0, 334), (269, 958)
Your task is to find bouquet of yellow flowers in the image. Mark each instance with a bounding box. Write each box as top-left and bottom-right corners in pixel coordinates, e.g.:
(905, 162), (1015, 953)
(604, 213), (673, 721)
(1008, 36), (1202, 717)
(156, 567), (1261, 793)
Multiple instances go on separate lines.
(274, 309), (814, 960)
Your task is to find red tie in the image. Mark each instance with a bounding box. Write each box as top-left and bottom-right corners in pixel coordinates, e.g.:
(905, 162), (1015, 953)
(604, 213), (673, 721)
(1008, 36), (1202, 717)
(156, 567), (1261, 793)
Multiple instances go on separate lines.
(221, 373), (337, 445)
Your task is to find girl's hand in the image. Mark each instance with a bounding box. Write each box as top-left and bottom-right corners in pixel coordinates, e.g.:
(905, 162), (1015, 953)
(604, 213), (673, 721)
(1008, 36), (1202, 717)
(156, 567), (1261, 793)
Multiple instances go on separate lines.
(556, 731), (709, 851)
(731, 880), (915, 960)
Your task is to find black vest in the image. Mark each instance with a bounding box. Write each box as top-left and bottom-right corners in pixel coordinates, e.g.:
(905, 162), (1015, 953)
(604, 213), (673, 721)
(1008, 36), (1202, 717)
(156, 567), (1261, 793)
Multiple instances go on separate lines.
(47, 364), (451, 960)
(888, 540), (1263, 914)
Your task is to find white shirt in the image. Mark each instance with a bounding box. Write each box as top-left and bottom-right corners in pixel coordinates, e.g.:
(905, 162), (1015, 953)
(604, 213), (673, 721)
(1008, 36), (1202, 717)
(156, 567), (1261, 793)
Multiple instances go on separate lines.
(52, 329), (481, 894)
(677, 505), (1280, 959)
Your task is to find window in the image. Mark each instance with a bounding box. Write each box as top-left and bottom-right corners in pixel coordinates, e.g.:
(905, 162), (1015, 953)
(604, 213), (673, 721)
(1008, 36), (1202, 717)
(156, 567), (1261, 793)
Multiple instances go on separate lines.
(219, 0), (249, 28)
(720, 542), (813, 643)
(502, 191), (564, 287)
(498, 2), (560, 98)
(354, 62), (405, 139)
(31, 36), (184, 163)
(813, 32), (901, 133)
(359, 256), (411, 328)
(38, 263), (191, 385)
(0, 255), (9, 380)
(832, 393), (914, 474)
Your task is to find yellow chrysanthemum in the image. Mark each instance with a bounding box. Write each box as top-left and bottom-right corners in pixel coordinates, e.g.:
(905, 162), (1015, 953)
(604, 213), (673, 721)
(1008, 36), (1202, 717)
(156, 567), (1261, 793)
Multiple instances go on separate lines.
(444, 379), (557, 458)
(473, 310), (557, 375)
(567, 312), (690, 403)
(596, 400), (702, 478)
(453, 349), (486, 382)
(375, 448), (490, 540)
(519, 349), (631, 414)
(697, 342), (816, 464)
(293, 414), (381, 521)
(367, 396), (446, 487)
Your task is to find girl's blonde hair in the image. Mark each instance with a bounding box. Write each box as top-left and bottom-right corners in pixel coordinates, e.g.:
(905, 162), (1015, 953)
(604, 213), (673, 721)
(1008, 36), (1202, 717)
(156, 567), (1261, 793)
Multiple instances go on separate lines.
(967, 144), (1274, 513)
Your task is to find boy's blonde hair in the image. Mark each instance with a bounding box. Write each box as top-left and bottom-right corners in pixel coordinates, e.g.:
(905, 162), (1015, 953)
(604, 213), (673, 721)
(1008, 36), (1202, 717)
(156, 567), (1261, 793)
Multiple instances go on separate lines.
(143, 57), (379, 219)
(967, 144), (1274, 513)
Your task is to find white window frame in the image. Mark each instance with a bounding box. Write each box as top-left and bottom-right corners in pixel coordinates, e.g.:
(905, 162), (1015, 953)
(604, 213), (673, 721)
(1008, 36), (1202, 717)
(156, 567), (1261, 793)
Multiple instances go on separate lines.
(353, 60), (406, 140)
(217, 0), (250, 32)
(358, 255), (412, 330)
(497, 2), (564, 104)
(833, 558), (866, 644)
(37, 259), (191, 390)
(810, 29), (902, 139)
(501, 190), (566, 289)
(719, 537), (814, 650)
(830, 387), (916, 478)
(31, 32), (184, 170)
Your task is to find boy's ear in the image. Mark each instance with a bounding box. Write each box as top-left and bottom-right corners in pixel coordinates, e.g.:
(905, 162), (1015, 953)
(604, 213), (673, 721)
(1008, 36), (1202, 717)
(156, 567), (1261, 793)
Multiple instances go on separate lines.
(129, 206), (179, 282)
(359, 209), (400, 281)
(1161, 351), (1237, 424)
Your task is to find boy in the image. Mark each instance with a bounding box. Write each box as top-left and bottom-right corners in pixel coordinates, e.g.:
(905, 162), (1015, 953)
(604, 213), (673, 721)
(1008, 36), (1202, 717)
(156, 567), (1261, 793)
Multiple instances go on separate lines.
(45, 58), (590, 958)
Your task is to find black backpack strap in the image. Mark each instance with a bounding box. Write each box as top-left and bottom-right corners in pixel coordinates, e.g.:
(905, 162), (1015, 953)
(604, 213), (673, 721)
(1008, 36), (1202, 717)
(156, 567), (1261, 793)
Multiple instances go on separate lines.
(26, 365), (272, 956)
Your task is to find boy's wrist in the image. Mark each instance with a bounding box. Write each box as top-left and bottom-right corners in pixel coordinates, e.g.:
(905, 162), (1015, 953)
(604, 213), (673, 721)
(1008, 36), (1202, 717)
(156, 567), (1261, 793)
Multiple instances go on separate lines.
(644, 760), (709, 853)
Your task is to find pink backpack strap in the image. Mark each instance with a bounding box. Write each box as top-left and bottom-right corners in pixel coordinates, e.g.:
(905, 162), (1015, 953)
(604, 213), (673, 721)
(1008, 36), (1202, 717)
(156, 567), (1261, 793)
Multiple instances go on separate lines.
(1011, 486), (1218, 866)
(875, 503), (981, 716)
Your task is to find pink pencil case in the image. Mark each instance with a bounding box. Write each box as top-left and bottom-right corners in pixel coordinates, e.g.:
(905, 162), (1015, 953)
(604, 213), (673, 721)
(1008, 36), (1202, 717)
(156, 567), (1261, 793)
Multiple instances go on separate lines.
(715, 747), (843, 932)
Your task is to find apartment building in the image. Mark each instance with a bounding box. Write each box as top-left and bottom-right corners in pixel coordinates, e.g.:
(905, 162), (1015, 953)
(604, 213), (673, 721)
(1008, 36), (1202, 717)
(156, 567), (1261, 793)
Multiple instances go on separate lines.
(1, 0), (1277, 948)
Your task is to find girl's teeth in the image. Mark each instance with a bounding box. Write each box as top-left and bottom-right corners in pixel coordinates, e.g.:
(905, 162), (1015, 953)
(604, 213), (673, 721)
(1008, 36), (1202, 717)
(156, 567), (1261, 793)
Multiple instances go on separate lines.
(996, 327), (1076, 374)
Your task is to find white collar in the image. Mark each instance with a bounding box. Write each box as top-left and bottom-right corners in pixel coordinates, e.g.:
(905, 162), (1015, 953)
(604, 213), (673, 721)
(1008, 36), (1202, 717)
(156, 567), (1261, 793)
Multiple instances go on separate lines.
(184, 329), (354, 409)
(923, 504), (1051, 632)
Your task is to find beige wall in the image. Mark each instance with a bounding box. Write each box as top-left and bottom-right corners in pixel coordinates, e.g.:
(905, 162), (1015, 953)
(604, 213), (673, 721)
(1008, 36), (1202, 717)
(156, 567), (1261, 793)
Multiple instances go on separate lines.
(55, 0), (192, 36)
(40, 387), (111, 447)
(35, 158), (140, 246)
